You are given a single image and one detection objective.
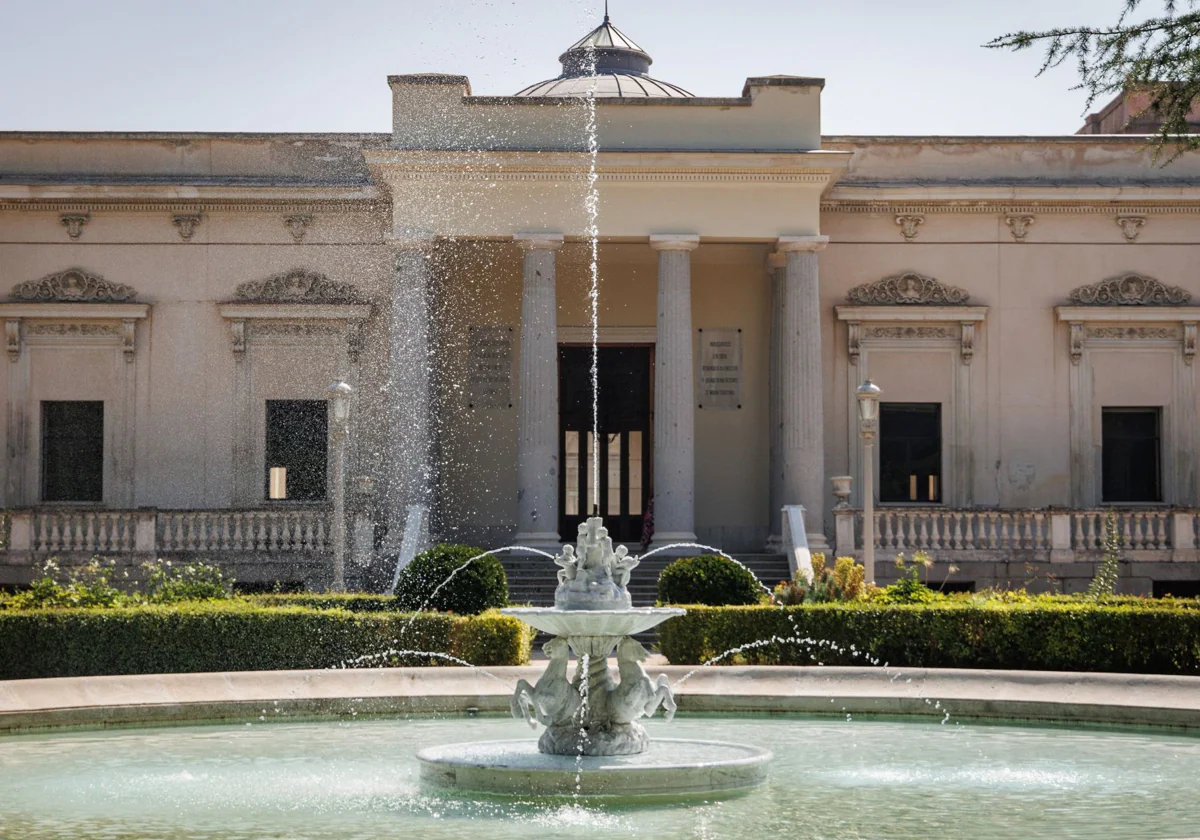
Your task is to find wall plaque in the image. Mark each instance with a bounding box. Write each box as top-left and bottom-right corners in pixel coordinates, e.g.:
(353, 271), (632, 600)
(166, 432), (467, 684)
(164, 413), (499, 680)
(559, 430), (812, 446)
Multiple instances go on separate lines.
(467, 325), (514, 408)
(698, 328), (742, 409)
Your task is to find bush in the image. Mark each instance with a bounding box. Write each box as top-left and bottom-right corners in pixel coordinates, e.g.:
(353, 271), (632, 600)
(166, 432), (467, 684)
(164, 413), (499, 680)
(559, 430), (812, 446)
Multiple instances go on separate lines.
(141, 559), (233, 603)
(393, 544), (509, 615)
(657, 601), (1200, 675)
(8, 559), (125, 609)
(657, 554), (764, 606)
(774, 554), (866, 604)
(0, 602), (532, 679)
(247, 593), (401, 612)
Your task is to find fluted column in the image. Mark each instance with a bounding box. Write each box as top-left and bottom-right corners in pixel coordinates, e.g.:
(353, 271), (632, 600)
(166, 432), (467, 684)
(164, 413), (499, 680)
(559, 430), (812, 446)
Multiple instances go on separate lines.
(514, 233), (564, 550)
(765, 250), (788, 551)
(649, 234), (700, 550)
(777, 235), (830, 552)
(384, 236), (434, 553)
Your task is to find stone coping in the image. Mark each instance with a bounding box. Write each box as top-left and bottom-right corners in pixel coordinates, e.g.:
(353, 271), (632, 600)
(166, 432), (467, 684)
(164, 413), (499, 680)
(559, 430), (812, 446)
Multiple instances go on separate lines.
(2, 666), (1199, 735)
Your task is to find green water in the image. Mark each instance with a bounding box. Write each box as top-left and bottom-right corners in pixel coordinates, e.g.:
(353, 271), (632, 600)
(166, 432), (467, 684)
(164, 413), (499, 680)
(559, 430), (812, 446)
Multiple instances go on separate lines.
(1, 715), (1198, 839)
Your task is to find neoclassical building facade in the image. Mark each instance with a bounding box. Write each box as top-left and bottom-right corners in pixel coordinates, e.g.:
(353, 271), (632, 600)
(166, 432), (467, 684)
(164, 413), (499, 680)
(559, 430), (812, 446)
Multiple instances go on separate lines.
(3, 17), (1200, 594)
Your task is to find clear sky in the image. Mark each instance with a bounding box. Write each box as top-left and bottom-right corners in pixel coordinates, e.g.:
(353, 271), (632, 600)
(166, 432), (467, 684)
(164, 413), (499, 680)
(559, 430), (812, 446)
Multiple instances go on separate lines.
(0, 0), (1113, 136)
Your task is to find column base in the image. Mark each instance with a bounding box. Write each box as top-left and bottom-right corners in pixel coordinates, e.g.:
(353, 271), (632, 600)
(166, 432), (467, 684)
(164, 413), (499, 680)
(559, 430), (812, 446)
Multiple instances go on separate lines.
(512, 532), (565, 554)
(647, 532), (701, 555)
(807, 533), (831, 554)
(764, 533), (783, 554)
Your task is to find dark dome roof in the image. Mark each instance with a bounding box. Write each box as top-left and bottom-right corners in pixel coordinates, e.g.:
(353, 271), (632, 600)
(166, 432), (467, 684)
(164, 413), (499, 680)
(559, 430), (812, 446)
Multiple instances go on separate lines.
(515, 15), (693, 99)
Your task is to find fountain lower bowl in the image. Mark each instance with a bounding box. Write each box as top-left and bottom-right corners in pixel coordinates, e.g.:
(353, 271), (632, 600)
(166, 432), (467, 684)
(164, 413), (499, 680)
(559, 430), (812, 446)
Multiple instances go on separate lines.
(500, 607), (684, 637)
(416, 737), (771, 797)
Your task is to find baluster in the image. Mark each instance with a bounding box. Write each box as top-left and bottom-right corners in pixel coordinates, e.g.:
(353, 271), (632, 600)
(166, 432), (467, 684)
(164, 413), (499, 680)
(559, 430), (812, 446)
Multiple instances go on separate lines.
(301, 514), (313, 550)
(1158, 512), (1169, 549)
(117, 513), (129, 552)
(916, 515), (929, 550)
(880, 513), (893, 550)
(948, 512), (960, 550)
(229, 514), (240, 551)
(903, 514), (916, 549)
(273, 516), (284, 551)
(316, 515), (328, 552)
(253, 513), (264, 551)
(81, 513), (95, 553)
(871, 512), (881, 549)
(34, 515), (46, 552)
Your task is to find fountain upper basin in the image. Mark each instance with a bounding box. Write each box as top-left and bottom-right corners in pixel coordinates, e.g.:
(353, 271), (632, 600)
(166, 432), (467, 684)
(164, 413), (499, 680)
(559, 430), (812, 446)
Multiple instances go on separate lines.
(501, 607), (684, 637)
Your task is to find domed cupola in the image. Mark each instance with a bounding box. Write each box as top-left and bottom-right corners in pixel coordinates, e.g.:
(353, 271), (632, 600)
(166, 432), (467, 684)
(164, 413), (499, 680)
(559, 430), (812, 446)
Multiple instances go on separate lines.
(515, 11), (693, 98)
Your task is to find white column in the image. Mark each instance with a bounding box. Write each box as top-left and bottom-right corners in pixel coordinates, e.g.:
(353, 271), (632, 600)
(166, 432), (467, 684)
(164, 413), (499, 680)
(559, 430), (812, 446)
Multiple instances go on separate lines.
(514, 233), (564, 550)
(384, 236), (433, 553)
(649, 234), (700, 549)
(765, 250), (787, 551)
(777, 235), (830, 552)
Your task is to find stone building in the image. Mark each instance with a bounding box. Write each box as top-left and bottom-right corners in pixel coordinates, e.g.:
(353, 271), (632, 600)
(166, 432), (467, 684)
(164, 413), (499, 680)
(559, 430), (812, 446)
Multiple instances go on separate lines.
(3, 15), (1200, 595)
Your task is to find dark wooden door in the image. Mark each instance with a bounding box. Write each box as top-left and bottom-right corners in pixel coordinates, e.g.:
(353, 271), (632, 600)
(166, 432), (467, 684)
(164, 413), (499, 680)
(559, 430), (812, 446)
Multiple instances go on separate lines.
(559, 346), (652, 543)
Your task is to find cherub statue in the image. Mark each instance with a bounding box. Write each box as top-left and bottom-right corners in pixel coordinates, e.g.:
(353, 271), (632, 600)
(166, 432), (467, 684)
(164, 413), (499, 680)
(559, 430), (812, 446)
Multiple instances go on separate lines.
(553, 543), (579, 585)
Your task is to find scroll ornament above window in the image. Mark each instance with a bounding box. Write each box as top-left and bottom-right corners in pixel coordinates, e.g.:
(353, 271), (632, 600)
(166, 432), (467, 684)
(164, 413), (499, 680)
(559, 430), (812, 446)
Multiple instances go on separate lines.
(8, 268), (137, 302)
(1067, 274), (1191, 306)
(846, 272), (969, 306)
(233, 269), (364, 304)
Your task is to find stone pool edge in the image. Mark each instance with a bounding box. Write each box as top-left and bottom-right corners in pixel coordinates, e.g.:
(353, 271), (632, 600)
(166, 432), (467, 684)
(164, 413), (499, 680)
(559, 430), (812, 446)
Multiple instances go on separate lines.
(2, 666), (1199, 735)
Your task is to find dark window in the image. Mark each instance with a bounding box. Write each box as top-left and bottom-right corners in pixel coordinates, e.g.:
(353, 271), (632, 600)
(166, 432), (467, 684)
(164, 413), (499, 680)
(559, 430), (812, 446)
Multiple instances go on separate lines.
(265, 400), (328, 501)
(879, 403), (942, 503)
(1102, 408), (1161, 503)
(1153, 580), (1200, 599)
(41, 401), (104, 502)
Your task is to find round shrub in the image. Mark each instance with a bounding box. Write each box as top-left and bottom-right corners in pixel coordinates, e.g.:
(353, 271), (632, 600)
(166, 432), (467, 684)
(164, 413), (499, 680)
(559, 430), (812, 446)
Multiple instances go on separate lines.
(657, 554), (764, 606)
(393, 544), (509, 615)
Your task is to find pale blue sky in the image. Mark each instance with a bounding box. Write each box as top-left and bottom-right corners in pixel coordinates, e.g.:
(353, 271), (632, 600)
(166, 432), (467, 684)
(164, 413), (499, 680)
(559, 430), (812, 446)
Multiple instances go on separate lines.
(0, 0), (1110, 135)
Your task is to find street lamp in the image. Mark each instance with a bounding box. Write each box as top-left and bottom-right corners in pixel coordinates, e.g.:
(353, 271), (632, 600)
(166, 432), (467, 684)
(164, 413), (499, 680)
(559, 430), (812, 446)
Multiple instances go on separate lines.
(328, 381), (354, 593)
(856, 379), (882, 586)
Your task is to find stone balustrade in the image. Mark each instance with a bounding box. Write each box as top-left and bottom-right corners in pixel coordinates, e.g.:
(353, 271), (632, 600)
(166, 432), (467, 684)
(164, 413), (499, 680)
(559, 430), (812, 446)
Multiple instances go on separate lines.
(833, 506), (1197, 563)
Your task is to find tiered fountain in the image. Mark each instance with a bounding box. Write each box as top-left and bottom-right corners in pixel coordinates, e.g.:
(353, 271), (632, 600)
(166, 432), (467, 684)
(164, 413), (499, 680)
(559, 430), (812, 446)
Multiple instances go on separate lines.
(416, 516), (772, 796)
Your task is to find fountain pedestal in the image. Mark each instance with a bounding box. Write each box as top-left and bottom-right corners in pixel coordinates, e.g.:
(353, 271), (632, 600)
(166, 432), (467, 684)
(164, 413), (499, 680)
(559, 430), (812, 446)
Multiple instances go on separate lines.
(416, 516), (771, 796)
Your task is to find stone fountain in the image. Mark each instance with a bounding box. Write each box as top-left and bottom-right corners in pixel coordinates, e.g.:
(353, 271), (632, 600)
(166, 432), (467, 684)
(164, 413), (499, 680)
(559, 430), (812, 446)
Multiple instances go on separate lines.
(416, 516), (772, 797)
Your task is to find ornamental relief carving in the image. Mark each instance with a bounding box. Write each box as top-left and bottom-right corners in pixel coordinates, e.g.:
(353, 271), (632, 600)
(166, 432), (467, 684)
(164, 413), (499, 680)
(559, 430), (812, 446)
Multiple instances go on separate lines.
(8, 268), (137, 303)
(1068, 274), (1191, 306)
(24, 323), (121, 336)
(863, 326), (954, 340)
(846, 272), (970, 306)
(1086, 326), (1179, 340)
(247, 322), (341, 338)
(233, 268), (364, 304)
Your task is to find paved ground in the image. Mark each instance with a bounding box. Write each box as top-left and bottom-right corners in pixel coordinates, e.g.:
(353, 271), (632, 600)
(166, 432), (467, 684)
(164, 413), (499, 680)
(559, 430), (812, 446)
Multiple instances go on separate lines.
(3, 665), (1199, 734)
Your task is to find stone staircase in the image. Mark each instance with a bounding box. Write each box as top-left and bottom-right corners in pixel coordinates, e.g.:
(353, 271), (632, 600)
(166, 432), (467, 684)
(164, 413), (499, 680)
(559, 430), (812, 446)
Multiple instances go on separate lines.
(501, 552), (793, 607)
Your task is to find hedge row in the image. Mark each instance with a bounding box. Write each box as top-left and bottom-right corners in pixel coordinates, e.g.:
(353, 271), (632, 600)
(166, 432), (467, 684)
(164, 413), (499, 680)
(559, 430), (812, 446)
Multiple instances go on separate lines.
(0, 602), (533, 680)
(658, 602), (1200, 675)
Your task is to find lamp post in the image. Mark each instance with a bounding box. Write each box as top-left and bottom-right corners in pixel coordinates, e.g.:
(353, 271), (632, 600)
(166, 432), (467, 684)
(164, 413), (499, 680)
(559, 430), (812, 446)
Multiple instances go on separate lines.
(856, 379), (882, 585)
(328, 381), (353, 593)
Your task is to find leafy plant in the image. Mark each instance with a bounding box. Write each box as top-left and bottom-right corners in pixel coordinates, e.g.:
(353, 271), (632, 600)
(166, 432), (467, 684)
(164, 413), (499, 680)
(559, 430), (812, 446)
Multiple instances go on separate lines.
(9, 558), (125, 609)
(393, 544), (509, 615)
(872, 552), (945, 604)
(140, 559), (233, 603)
(774, 553), (867, 604)
(657, 554), (764, 606)
(1088, 511), (1124, 599)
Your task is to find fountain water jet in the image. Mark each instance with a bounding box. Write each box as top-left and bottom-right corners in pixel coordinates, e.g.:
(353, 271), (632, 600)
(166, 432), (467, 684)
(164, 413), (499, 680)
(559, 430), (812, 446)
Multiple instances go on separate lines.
(415, 515), (772, 796)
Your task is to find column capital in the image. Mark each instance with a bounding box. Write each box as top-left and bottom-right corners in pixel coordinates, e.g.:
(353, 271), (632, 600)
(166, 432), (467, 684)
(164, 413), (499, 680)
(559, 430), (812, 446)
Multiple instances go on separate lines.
(514, 232), (564, 251)
(777, 235), (830, 253)
(650, 234), (700, 252)
(767, 251), (788, 271)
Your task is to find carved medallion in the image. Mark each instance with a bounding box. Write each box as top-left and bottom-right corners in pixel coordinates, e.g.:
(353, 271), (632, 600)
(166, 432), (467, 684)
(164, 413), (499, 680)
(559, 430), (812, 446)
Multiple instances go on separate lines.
(1116, 216), (1146, 242)
(1005, 214), (1035, 242)
(1068, 274), (1191, 306)
(846, 272), (969, 306)
(60, 212), (89, 240)
(172, 213), (202, 241)
(233, 269), (363, 304)
(284, 214), (313, 242)
(9, 268), (137, 302)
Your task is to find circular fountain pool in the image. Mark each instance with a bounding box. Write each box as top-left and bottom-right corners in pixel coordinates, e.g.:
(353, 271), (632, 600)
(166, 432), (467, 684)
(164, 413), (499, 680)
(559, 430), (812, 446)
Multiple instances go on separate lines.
(2, 715), (1199, 840)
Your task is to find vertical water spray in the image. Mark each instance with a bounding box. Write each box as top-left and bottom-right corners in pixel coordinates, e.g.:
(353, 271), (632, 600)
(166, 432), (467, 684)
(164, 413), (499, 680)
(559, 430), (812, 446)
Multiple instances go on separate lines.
(583, 38), (602, 511)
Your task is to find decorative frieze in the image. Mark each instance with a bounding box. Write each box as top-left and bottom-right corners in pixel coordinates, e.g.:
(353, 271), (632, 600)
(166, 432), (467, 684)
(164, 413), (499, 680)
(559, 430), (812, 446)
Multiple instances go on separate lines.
(894, 214), (924, 242)
(60, 212), (89, 240)
(1086, 325), (1179, 340)
(863, 325), (954, 340)
(8, 268), (137, 303)
(846, 272), (969, 306)
(1004, 214), (1035, 242)
(1068, 274), (1191, 306)
(172, 213), (202, 241)
(247, 322), (341, 338)
(24, 323), (121, 336)
(233, 268), (363, 304)
(1116, 215), (1146, 242)
(284, 214), (313, 242)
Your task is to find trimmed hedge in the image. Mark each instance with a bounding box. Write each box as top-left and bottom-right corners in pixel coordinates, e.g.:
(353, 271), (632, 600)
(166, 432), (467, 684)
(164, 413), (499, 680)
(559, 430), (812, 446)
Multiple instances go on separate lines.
(393, 544), (509, 614)
(0, 602), (532, 680)
(657, 555), (764, 606)
(658, 602), (1200, 675)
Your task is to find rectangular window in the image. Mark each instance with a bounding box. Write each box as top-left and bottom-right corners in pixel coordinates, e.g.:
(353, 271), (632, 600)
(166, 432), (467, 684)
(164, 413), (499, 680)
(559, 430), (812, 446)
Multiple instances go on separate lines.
(879, 403), (942, 504)
(1102, 408), (1162, 503)
(264, 400), (328, 501)
(41, 401), (104, 502)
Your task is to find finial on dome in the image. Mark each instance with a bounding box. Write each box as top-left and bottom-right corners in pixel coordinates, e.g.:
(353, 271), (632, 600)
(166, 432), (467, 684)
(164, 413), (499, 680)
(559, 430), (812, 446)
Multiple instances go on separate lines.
(604, 0), (610, 23)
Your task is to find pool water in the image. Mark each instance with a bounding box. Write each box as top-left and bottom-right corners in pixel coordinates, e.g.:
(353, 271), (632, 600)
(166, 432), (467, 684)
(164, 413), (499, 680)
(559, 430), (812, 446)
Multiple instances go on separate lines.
(1, 715), (1198, 840)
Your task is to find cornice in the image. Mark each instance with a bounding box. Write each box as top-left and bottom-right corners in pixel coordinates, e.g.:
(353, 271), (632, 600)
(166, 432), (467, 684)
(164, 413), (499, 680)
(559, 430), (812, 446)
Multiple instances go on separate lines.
(0, 199), (385, 214)
(1055, 306), (1200, 323)
(835, 305), (989, 323)
(823, 197), (1200, 215)
(0, 302), (150, 320)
